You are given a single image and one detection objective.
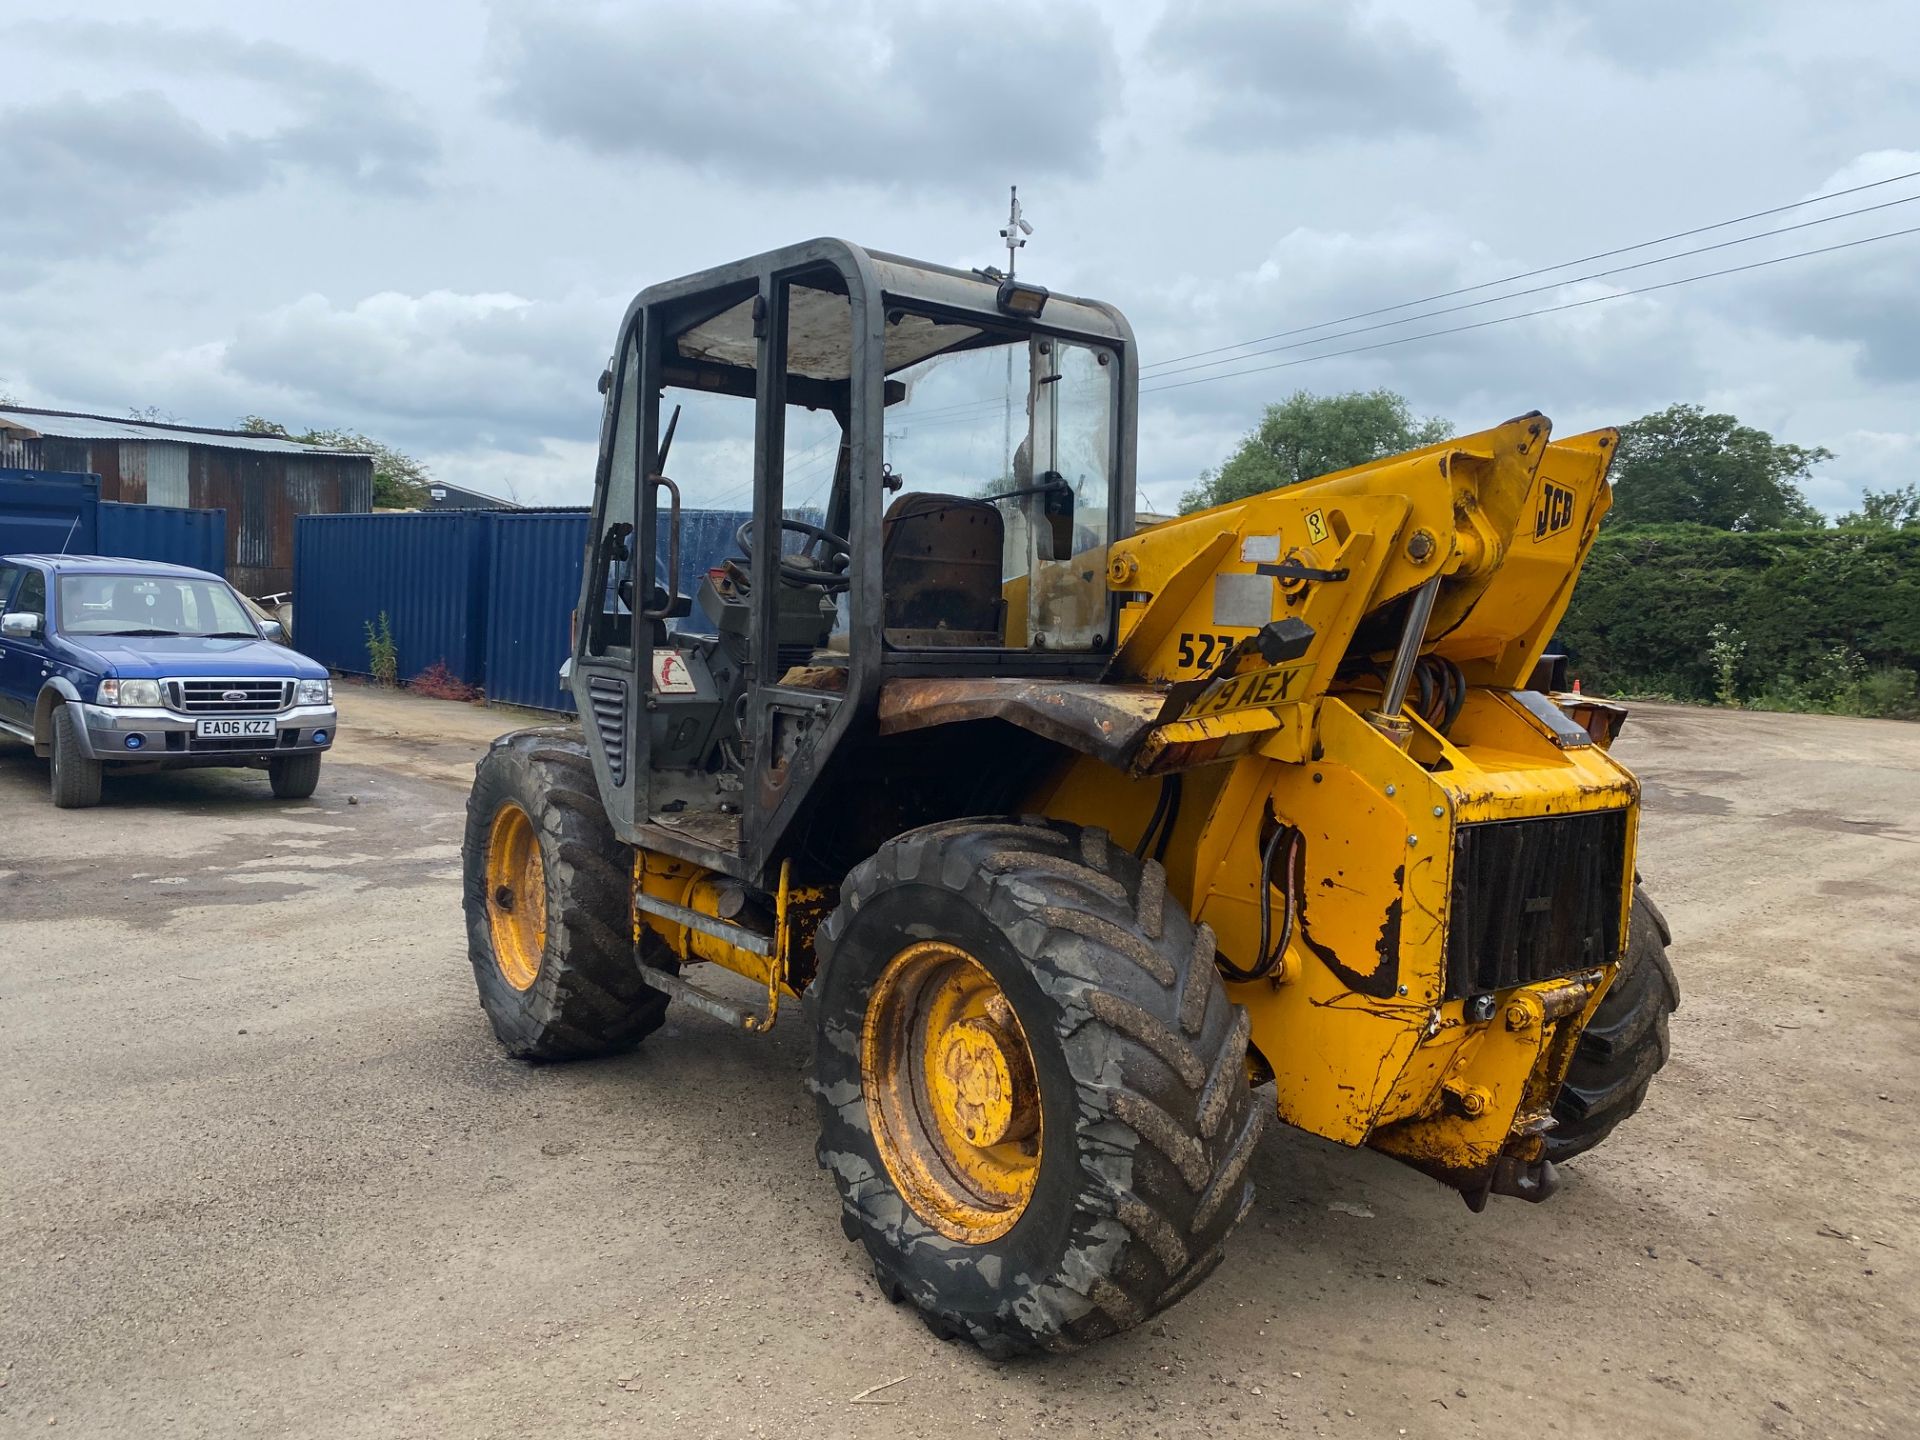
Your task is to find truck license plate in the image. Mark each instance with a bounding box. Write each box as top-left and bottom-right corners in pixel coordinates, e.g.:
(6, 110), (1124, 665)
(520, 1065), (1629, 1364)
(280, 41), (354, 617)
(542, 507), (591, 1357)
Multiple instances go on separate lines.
(196, 718), (276, 738)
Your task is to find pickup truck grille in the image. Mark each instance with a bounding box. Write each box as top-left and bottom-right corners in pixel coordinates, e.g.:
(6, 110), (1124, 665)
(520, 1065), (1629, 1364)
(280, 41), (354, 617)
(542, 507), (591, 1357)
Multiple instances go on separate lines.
(1445, 809), (1628, 999)
(166, 678), (293, 715)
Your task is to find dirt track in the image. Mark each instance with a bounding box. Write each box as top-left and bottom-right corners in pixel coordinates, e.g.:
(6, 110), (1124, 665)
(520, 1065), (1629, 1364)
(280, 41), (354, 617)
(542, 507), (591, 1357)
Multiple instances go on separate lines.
(2, 691), (1914, 1438)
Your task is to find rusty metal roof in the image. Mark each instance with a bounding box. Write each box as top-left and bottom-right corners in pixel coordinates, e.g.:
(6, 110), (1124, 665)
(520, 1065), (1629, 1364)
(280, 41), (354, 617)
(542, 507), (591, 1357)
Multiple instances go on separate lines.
(0, 405), (373, 458)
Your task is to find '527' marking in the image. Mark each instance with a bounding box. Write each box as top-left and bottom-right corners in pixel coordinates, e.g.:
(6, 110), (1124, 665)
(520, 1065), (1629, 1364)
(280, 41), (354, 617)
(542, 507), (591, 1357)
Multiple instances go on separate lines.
(1181, 661), (1315, 720)
(1176, 632), (1237, 669)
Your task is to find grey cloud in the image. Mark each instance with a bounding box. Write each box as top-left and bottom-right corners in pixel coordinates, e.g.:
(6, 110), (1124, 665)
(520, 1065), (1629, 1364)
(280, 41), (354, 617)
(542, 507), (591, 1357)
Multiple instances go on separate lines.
(0, 90), (265, 279)
(1124, 219), (1716, 504)
(219, 289), (613, 453)
(488, 0), (1117, 186)
(1477, 0), (1780, 70)
(11, 20), (439, 193)
(1741, 239), (1920, 386)
(1150, 1), (1474, 150)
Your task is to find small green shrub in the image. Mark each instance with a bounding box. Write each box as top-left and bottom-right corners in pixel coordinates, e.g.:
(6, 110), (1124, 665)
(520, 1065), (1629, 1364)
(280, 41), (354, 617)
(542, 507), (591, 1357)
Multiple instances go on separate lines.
(365, 612), (397, 687)
(1706, 622), (1746, 706)
(1854, 667), (1919, 719)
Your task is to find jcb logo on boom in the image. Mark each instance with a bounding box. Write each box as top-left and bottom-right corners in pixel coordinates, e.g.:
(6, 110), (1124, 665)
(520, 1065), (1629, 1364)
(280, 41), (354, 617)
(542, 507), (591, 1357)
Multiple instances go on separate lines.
(1534, 481), (1576, 542)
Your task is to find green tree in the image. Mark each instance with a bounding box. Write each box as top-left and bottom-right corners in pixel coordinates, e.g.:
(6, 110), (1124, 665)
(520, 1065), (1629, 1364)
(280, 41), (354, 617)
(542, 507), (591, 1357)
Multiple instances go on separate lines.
(238, 415), (432, 509)
(1181, 388), (1452, 512)
(1837, 483), (1920, 530)
(1608, 403), (1829, 531)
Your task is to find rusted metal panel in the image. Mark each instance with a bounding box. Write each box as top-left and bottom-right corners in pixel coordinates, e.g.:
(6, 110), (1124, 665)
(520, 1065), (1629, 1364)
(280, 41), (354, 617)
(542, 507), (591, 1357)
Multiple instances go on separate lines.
(0, 412), (371, 594)
(876, 677), (1165, 766)
(93, 441), (129, 502)
(142, 442), (190, 507)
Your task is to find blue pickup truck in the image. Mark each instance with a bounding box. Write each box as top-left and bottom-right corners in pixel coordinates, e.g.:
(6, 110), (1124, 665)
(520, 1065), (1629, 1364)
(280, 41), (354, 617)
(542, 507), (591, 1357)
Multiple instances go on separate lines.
(0, 554), (338, 808)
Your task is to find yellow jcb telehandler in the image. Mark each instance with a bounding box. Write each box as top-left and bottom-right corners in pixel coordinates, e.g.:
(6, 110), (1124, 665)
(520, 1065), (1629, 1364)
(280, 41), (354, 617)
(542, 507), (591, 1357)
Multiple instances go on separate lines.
(461, 240), (1678, 1355)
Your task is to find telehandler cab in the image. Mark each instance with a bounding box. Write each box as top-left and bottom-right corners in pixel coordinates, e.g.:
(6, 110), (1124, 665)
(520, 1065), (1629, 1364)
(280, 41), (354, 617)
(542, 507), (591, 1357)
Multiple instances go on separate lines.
(462, 239), (1678, 1355)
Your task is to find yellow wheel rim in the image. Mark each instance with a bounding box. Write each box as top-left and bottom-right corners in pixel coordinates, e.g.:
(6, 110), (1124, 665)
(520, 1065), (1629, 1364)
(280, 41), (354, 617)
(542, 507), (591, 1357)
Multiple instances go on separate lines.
(485, 802), (547, 991)
(861, 941), (1043, 1243)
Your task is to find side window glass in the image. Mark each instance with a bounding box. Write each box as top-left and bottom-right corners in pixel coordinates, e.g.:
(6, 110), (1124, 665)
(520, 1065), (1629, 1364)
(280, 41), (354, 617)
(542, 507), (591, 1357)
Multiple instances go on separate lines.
(0, 565), (19, 610)
(589, 331), (641, 655)
(17, 570), (46, 620)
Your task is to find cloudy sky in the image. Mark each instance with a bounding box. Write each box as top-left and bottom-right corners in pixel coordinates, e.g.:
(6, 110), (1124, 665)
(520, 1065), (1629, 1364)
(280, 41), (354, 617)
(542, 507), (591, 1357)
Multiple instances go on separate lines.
(3, 0), (1917, 516)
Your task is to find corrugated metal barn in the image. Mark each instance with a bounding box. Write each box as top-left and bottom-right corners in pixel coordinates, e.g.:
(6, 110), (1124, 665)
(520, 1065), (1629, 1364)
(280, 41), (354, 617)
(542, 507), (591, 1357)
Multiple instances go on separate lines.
(0, 406), (373, 595)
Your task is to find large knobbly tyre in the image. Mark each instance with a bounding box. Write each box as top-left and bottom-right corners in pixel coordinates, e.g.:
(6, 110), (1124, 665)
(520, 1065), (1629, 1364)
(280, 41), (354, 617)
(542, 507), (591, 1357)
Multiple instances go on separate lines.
(462, 727), (671, 1061)
(1549, 884), (1679, 1161)
(50, 703), (103, 809)
(812, 816), (1262, 1356)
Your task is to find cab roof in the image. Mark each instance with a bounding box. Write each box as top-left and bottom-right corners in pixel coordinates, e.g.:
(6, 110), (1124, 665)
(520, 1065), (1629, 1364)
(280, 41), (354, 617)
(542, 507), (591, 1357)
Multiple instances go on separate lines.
(632, 237), (1135, 387)
(1, 554), (224, 582)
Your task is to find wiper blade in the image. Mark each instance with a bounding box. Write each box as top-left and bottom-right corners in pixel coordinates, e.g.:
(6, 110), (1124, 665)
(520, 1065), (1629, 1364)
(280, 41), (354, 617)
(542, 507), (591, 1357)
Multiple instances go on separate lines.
(93, 628), (183, 637)
(203, 632), (261, 639)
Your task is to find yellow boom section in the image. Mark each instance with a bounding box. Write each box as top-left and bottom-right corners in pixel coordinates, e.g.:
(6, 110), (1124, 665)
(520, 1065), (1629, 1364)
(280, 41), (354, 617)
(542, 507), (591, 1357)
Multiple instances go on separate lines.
(1030, 412), (1636, 1202)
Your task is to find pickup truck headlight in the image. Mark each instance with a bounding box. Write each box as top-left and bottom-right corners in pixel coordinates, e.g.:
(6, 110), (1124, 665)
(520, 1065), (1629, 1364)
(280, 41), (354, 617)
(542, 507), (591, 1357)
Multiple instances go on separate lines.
(295, 678), (333, 705)
(98, 679), (163, 707)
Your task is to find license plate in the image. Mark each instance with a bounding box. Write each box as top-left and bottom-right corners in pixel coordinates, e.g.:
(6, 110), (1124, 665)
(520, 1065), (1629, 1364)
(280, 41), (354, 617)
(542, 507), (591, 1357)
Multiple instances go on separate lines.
(1180, 661), (1314, 720)
(196, 718), (276, 738)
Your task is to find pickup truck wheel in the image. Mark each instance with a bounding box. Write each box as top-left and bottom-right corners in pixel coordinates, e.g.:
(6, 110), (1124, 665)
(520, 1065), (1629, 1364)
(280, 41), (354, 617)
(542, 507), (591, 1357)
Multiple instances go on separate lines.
(269, 752), (322, 799)
(49, 703), (103, 809)
(462, 727), (672, 1061)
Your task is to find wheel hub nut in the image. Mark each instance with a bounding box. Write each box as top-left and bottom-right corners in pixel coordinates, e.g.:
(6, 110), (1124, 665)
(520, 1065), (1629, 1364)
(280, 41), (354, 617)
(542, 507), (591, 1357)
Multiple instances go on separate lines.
(935, 1017), (1037, 1147)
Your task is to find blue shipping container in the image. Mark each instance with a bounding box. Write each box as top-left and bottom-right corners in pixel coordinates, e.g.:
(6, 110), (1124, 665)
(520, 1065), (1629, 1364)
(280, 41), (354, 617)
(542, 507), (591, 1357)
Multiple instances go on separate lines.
(97, 501), (227, 576)
(293, 511), (490, 683)
(484, 511), (592, 712)
(481, 509), (779, 711)
(0, 470), (98, 557)
(290, 506), (817, 711)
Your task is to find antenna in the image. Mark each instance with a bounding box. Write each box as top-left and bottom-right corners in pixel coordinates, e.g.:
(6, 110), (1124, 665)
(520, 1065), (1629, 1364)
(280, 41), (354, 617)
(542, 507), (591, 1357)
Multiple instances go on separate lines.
(1000, 185), (1032, 280)
(995, 186), (1035, 485)
(58, 511), (82, 555)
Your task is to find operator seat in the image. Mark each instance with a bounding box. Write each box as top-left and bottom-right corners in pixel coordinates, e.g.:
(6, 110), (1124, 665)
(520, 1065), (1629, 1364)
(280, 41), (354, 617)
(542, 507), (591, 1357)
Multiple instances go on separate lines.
(880, 492), (1005, 645)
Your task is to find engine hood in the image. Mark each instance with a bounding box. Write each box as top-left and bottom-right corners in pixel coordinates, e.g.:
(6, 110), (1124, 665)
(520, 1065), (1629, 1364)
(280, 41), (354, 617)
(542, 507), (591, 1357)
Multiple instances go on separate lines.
(61, 634), (326, 680)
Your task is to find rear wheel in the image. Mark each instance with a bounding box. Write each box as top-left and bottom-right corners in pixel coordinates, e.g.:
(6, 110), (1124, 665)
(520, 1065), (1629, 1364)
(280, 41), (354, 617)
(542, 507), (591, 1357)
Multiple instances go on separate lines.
(462, 727), (671, 1060)
(49, 703), (103, 809)
(1549, 885), (1679, 1160)
(813, 817), (1261, 1356)
(268, 752), (322, 799)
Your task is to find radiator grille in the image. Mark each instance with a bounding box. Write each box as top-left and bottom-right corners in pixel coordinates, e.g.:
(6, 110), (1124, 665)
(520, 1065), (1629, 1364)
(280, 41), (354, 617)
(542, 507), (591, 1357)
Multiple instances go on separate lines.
(167, 678), (293, 715)
(588, 676), (627, 786)
(1446, 809), (1628, 999)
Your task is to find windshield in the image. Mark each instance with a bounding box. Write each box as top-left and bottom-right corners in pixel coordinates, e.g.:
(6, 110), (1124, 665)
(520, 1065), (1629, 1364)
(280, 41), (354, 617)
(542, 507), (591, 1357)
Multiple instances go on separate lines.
(884, 329), (1116, 650)
(58, 574), (259, 638)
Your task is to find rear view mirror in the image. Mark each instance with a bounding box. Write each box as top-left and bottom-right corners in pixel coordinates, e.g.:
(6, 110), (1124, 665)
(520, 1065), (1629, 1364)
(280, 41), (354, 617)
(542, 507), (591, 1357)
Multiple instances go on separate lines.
(1, 612), (41, 639)
(261, 620), (288, 644)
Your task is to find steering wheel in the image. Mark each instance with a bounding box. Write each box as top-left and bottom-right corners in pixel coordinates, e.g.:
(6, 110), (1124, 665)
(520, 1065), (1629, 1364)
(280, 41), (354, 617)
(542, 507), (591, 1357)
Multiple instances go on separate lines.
(735, 517), (853, 592)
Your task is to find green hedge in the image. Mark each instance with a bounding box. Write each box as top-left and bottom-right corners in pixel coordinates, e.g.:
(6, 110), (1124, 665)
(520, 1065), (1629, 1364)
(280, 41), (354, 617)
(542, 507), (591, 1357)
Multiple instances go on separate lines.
(1557, 524), (1920, 714)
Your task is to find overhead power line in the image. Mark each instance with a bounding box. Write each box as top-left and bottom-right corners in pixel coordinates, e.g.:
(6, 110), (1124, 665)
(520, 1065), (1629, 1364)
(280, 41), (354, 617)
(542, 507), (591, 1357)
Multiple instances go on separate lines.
(1141, 165), (1920, 374)
(1142, 191), (1920, 383)
(1139, 223), (1920, 395)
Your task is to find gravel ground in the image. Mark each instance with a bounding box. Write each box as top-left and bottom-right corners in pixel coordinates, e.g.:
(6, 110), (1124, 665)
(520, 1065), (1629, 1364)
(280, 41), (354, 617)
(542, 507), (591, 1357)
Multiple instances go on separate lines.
(2, 689), (1914, 1438)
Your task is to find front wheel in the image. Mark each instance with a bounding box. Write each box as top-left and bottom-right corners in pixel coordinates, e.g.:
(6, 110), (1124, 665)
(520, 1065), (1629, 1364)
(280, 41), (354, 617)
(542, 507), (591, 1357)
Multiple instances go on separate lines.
(1549, 885), (1680, 1160)
(50, 703), (103, 809)
(813, 818), (1262, 1356)
(461, 727), (672, 1060)
(268, 752), (322, 799)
